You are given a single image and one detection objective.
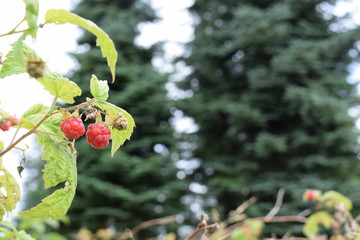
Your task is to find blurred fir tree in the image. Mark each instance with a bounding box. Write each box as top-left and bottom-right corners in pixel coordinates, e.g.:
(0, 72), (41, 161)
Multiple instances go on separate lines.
(24, 0), (187, 238)
(176, 0), (360, 235)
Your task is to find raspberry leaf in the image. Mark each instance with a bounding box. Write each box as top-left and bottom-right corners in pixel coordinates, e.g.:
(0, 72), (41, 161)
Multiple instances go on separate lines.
(37, 73), (82, 104)
(45, 9), (118, 82)
(93, 101), (135, 157)
(0, 167), (21, 220)
(0, 40), (32, 78)
(23, 0), (39, 38)
(20, 104), (62, 134)
(90, 75), (109, 101)
(20, 133), (77, 219)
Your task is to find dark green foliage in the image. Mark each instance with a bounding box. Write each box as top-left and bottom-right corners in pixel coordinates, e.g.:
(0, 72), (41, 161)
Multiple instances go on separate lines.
(25, 0), (186, 238)
(177, 0), (360, 236)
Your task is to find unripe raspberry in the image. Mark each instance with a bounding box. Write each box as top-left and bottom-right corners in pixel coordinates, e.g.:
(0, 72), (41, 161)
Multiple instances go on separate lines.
(60, 117), (85, 139)
(27, 60), (45, 78)
(86, 123), (111, 149)
(112, 114), (128, 130)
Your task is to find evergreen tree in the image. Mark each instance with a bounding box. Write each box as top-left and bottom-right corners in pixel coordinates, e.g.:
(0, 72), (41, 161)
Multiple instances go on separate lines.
(25, 0), (187, 238)
(177, 0), (360, 235)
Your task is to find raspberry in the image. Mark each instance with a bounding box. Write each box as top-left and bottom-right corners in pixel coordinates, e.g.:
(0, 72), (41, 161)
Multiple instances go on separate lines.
(0, 121), (12, 131)
(304, 189), (321, 201)
(60, 117), (85, 139)
(10, 117), (19, 126)
(86, 123), (111, 149)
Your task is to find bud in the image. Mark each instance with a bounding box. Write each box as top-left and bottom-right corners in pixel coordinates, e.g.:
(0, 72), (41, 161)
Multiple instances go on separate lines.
(112, 113), (128, 130)
(27, 60), (45, 78)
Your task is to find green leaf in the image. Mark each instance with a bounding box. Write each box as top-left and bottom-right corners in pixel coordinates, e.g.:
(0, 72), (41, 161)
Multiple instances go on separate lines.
(45, 9), (118, 82)
(93, 101), (135, 157)
(303, 211), (332, 238)
(20, 103), (49, 130)
(23, 0), (39, 38)
(0, 140), (4, 151)
(20, 133), (77, 219)
(18, 230), (36, 240)
(321, 190), (353, 210)
(0, 168), (21, 215)
(37, 73), (81, 104)
(90, 75), (109, 101)
(36, 134), (75, 189)
(20, 104), (62, 135)
(20, 187), (75, 220)
(0, 38), (31, 78)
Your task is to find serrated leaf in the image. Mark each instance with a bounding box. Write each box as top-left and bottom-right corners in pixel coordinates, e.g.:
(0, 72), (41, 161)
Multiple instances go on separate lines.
(20, 133), (77, 219)
(36, 134), (75, 188)
(45, 9), (118, 82)
(90, 75), (109, 101)
(303, 211), (332, 238)
(37, 73), (81, 104)
(23, 0), (39, 38)
(20, 187), (76, 219)
(0, 38), (31, 78)
(93, 101), (135, 157)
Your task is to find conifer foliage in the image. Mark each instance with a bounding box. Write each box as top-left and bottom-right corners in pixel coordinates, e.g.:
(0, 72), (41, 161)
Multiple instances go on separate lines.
(177, 0), (360, 233)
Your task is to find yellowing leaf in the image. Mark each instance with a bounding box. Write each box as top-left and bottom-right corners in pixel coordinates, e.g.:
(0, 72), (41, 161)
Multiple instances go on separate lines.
(321, 190), (353, 210)
(93, 101), (135, 157)
(37, 134), (75, 189)
(20, 132), (77, 219)
(303, 211), (332, 238)
(45, 9), (118, 82)
(0, 167), (21, 218)
(90, 75), (109, 101)
(37, 74), (81, 104)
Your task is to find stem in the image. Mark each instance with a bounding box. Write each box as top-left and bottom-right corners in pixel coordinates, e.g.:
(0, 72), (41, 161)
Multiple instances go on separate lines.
(10, 124), (21, 145)
(50, 97), (58, 109)
(0, 113), (50, 157)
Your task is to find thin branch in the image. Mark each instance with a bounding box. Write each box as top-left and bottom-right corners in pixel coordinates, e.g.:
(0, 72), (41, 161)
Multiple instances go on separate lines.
(117, 215), (178, 240)
(265, 188), (286, 221)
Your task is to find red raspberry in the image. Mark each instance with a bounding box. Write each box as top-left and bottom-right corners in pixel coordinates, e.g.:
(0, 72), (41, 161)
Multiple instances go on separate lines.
(60, 117), (85, 139)
(10, 117), (19, 126)
(86, 123), (111, 149)
(0, 121), (12, 131)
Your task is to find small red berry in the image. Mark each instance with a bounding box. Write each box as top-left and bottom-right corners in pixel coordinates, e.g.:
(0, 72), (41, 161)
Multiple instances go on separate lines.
(86, 123), (111, 149)
(10, 117), (19, 126)
(304, 189), (321, 201)
(0, 121), (12, 131)
(60, 117), (85, 139)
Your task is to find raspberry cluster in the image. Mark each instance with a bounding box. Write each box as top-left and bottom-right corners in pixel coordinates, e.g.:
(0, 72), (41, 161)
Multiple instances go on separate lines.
(60, 115), (112, 149)
(0, 116), (19, 131)
(60, 107), (129, 149)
